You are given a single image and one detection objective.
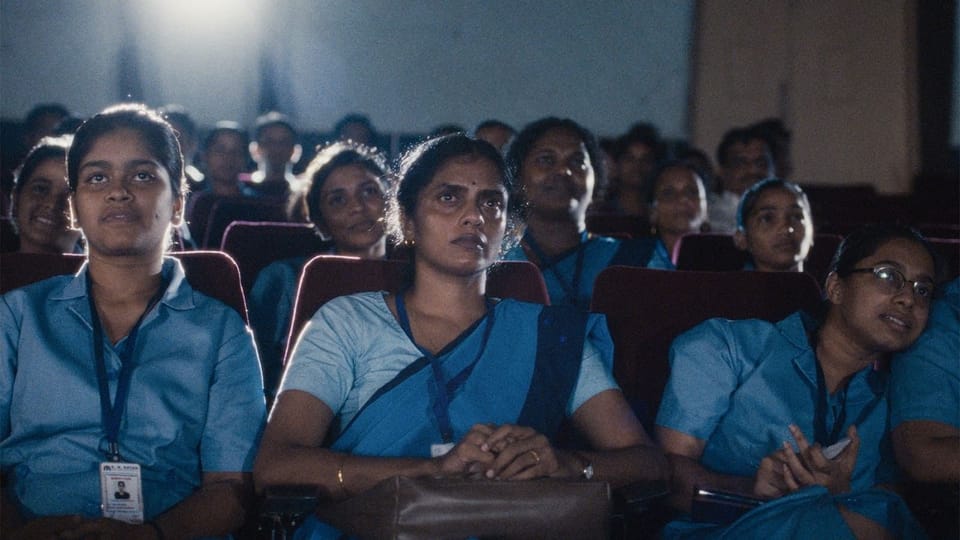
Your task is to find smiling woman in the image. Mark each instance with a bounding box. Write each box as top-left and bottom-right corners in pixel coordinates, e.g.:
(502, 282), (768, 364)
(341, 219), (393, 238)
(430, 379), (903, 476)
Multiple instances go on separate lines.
(8, 135), (81, 254)
(0, 104), (265, 539)
(254, 134), (667, 539)
(503, 118), (668, 309)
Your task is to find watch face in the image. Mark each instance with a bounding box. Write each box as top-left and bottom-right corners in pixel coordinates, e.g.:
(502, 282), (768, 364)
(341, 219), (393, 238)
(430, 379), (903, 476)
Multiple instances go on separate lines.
(583, 463), (594, 480)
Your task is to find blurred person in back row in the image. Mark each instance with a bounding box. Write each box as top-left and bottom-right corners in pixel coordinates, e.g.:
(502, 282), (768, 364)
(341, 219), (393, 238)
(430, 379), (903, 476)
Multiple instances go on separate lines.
(708, 126), (775, 233)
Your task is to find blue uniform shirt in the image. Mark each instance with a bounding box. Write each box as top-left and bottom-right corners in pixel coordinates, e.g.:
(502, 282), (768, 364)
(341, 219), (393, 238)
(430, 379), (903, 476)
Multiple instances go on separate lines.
(504, 234), (657, 309)
(656, 312), (894, 489)
(1, 258), (266, 519)
(891, 277), (960, 430)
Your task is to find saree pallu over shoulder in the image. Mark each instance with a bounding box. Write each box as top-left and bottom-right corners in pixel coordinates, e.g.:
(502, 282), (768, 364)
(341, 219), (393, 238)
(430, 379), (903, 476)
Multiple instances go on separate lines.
(331, 302), (609, 457)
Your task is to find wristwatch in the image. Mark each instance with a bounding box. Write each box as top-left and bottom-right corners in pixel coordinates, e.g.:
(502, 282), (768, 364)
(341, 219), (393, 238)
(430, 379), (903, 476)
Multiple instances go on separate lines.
(574, 452), (594, 479)
(581, 460), (594, 480)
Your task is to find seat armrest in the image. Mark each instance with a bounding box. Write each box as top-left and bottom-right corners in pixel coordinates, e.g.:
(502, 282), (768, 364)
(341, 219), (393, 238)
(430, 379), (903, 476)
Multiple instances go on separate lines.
(258, 485), (320, 538)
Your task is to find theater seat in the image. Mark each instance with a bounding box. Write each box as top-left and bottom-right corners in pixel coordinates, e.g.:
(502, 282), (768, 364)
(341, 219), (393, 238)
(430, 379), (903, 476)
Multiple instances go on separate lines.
(590, 266), (822, 427)
(0, 251), (248, 322)
(283, 257), (548, 364)
(199, 197), (290, 249)
(220, 221), (330, 293)
(674, 232), (841, 289)
(928, 237), (960, 279)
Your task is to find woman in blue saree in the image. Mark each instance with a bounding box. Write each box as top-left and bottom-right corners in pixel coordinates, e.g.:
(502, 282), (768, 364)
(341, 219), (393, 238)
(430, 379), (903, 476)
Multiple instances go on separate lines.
(254, 134), (666, 538)
(656, 224), (938, 539)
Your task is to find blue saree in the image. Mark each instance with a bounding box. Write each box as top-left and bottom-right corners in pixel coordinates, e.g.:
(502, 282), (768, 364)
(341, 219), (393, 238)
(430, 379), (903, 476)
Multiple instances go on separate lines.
(280, 292), (617, 539)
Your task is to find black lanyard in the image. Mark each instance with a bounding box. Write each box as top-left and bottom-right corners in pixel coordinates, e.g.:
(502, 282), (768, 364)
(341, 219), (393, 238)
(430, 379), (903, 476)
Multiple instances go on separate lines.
(813, 360), (847, 446)
(395, 293), (495, 443)
(813, 359), (881, 446)
(523, 231), (589, 308)
(87, 272), (168, 461)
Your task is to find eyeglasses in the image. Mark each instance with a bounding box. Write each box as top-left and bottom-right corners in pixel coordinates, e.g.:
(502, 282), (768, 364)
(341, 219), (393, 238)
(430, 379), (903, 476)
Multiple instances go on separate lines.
(848, 265), (935, 304)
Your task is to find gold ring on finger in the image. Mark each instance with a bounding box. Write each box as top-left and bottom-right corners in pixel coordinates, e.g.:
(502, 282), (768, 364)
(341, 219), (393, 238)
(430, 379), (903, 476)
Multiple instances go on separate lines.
(529, 450), (541, 464)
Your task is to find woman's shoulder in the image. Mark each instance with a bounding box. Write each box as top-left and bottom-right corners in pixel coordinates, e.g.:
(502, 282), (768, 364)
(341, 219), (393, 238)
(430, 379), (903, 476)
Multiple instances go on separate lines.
(681, 311), (804, 346)
(315, 291), (393, 322)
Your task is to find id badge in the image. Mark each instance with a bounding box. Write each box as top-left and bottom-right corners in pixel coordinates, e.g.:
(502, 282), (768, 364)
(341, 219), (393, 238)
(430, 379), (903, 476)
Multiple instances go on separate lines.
(100, 462), (144, 523)
(431, 443), (455, 457)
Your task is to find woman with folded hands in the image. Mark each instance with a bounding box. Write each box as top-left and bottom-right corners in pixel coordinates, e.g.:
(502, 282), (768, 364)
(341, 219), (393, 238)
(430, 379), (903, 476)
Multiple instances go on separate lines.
(254, 134), (666, 539)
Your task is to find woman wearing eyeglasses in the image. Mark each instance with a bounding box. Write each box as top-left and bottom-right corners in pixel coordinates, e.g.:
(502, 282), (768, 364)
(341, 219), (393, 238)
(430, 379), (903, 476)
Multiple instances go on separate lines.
(655, 223), (938, 538)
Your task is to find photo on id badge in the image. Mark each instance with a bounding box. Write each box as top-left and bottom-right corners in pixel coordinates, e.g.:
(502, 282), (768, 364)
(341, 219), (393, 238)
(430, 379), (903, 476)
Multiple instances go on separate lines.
(100, 462), (144, 523)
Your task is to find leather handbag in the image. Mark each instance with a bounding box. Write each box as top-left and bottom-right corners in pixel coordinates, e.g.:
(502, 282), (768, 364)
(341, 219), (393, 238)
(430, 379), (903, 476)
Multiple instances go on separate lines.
(314, 475), (612, 540)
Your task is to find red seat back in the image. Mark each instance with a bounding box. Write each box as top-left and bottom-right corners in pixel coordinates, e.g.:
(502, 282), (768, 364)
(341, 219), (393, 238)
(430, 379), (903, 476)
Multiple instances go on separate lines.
(0, 251), (248, 322)
(220, 221), (329, 293)
(200, 197), (289, 248)
(283, 257), (549, 364)
(674, 232), (841, 289)
(590, 267), (822, 423)
(929, 237), (960, 279)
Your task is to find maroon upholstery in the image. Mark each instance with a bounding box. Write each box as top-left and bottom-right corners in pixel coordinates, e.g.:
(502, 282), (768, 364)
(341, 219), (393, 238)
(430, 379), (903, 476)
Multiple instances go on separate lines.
(929, 237), (960, 279)
(674, 232), (841, 289)
(193, 196), (289, 248)
(220, 221), (329, 293)
(1, 217), (18, 253)
(0, 251), (248, 322)
(283, 257), (549, 364)
(589, 267), (822, 424)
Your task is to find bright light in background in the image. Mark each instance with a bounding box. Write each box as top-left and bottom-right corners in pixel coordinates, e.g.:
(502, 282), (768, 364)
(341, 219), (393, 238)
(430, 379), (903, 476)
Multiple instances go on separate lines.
(137, 0), (266, 40)
(124, 0), (269, 125)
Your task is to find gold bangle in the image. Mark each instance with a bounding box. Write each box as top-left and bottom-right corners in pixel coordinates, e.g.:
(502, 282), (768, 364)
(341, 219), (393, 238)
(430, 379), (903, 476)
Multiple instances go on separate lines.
(337, 456), (347, 497)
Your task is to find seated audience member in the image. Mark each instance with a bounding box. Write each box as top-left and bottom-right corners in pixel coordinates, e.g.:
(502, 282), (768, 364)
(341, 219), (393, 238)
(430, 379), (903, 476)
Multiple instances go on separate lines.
(751, 117), (793, 180)
(645, 161), (708, 270)
(0, 104), (265, 539)
(254, 134), (666, 538)
(333, 113), (377, 146)
(249, 141), (391, 397)
(247, 111), (302, 201)
(733, 178), (814, 272)
(2, 104), (70, 217)
(676, 146), (715, 195)
(159, 104), (204, 192)
(473, 119), (516, 152)
(591, 136), (620, 208)
(708, 126), (774, 233)
(52, 116), (86, 136)
(503, 118), (655, 309)
(603, 123), (667, 218)
(656, 224), (937, 538)
(7, 135), (81, 253)
(891, 276), (959, 482)
(200, 121), (252, 197)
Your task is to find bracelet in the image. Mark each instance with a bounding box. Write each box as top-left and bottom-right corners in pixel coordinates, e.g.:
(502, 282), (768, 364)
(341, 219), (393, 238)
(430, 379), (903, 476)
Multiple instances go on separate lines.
(337, 456), (347, 497)
(146, 520), (166, 540)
